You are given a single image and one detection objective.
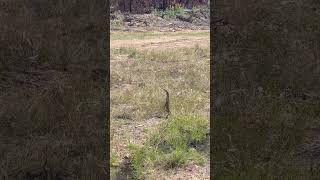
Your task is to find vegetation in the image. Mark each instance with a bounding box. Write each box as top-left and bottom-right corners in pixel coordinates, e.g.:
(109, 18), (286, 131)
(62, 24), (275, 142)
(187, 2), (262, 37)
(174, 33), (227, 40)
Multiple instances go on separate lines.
(152, 4), (185, 18)
(212, 0), (320, 179)
(110, 19), (122, 29)
(111, 31), (209, 40)
(110, 30), (209, 179)
(110, 0), (208, 13)
(111, 45), (209, 120)
(0, 0), (107, 179)
(129, 114), (209, 179)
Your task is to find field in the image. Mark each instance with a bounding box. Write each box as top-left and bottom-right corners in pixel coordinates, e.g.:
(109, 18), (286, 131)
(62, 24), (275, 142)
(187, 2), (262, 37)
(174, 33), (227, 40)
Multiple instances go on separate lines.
(110, 30), (210, 179)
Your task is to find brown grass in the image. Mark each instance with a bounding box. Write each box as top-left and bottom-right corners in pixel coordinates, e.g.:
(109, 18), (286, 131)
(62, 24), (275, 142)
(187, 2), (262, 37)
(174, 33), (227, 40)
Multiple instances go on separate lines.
(110, 30), (210, 179)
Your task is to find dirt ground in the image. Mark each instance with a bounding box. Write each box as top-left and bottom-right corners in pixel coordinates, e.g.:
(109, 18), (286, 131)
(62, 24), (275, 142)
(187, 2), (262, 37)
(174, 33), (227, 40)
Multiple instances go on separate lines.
(110, 27), (209, 179)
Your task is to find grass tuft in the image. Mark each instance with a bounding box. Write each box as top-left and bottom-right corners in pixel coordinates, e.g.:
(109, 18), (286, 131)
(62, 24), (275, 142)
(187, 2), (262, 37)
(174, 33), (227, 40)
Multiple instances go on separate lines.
(128, 114), (208, 179)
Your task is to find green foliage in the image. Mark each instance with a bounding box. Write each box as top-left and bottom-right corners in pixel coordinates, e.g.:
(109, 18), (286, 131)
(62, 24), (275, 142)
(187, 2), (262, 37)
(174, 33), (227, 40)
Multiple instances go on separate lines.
(110, 20), (122, 29)
(129, 114), (208, 179)
(152, 4), (185, 19)
(110, 153), (119, 167)
(151, 114), (208, 149)
(128, 144), (147, 179)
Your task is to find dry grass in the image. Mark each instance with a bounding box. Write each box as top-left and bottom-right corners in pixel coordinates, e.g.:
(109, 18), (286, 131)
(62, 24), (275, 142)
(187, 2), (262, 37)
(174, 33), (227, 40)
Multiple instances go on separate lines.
(111, 46), (209, 120)
(110, 30), (210, 179)
(111, 31), (209, 40)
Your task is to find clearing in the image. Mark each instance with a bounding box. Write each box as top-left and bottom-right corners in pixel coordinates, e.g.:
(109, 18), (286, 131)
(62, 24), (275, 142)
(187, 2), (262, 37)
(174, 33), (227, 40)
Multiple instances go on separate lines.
(110, 29), (210, 180)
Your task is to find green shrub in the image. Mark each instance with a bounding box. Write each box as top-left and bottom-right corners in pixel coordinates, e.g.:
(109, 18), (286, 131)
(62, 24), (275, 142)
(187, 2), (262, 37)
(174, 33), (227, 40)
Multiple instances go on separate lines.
(111, 20), (122, 28)
(152, 4), (185, 19)
(128, 144), (148, 179)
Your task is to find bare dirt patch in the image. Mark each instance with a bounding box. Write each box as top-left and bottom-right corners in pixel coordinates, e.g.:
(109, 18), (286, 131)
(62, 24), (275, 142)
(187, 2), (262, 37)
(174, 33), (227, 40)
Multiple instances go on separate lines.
(111, 30), (209, 50)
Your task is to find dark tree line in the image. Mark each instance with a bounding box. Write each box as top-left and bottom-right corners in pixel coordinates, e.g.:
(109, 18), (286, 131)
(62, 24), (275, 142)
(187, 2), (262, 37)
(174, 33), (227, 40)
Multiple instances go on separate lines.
(111, 0), (208, 13)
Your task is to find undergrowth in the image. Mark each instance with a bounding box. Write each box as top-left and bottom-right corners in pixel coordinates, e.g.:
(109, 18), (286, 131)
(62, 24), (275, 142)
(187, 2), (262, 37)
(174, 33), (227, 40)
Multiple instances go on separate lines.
(110, 20), (122, 29)
(152, 4), (185, 19)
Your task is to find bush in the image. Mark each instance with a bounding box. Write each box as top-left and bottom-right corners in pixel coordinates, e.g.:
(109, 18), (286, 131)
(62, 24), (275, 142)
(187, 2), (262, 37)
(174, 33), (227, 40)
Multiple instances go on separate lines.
(152, 4), (185, 19)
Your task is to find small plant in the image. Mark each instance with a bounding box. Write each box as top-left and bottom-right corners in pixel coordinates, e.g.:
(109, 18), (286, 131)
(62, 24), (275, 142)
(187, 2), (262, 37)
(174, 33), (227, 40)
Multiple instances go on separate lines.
(128, 144), (148, 179)
(162, 148), (188, 169)
(110, 153), (119, 167)
(110, 20), (122, 29)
